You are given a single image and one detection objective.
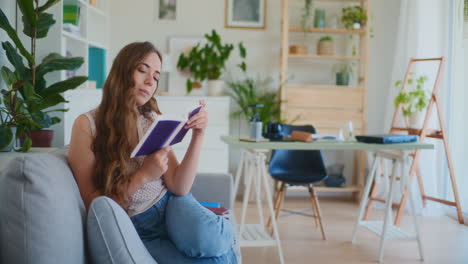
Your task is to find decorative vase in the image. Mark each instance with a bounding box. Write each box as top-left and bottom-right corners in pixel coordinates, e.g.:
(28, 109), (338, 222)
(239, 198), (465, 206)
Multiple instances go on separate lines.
(20, 130), (54, 148)
(207, 79), (224, 96)
(409, 111), (426, 128)
(0, 126), (17, 152)
(317, 40), (334, 56)
(289, 45), (307, 55)
(314, 9), (326, 28)
(336, 72), (350, 86)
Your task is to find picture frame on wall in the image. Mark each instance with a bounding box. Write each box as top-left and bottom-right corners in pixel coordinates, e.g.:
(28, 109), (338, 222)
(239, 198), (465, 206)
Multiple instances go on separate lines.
(225, 0), (266, 30)
(154, 0), (177, 21)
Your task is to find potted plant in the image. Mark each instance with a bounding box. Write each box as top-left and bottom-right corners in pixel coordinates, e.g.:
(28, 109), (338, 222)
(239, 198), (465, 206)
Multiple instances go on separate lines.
(393, 74), (429, 128)
(317, 35), (334, 56)
(332, 62), (354, 86)
(290, 0), (313, 55)
(176, 29), (246, 96)
(0, 0), (87, 150)
(341, 6), (368, 29)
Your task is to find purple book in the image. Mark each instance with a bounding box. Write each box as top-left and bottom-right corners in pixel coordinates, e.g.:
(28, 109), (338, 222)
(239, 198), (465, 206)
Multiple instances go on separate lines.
(130, 106), (202, 158)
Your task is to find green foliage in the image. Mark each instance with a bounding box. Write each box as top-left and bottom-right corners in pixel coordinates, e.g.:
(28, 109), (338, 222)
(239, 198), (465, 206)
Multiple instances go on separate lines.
(177, 30), (246, 93)
(341, 6), (368, 29)
(0, 0), (87, 151)
(300, 0), (313, 36)
(393, 74), (429, 116)
(332, 62), (355, 74)
(319, 35), (333, 42)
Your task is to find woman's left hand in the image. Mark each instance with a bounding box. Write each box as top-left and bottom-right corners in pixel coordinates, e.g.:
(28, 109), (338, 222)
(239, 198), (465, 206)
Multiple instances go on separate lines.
(185, 100), (208, 136)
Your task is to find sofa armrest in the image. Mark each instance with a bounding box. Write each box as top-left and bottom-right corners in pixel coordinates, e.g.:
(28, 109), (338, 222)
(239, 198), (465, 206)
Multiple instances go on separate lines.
(191, 173), (233, 210)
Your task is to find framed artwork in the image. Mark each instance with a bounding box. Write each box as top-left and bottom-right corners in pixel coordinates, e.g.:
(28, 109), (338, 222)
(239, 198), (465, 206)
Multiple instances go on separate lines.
(225, 0), (266, 30)
(155, 0), (177, 21)
(167, 36), (205, 95)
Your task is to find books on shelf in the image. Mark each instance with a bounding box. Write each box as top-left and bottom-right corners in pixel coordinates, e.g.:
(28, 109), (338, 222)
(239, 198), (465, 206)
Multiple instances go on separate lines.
(63, 4), (81, 26)
(130, 106), (202, 158)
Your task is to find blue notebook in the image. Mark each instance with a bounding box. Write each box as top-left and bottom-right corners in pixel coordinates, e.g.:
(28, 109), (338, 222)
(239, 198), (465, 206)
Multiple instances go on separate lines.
(130, 106), (202, 158)
(355, 134), (418, 144)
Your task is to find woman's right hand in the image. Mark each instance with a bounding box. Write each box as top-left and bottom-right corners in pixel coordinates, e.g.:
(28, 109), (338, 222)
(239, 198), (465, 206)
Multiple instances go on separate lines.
(139, 146), (171, 183)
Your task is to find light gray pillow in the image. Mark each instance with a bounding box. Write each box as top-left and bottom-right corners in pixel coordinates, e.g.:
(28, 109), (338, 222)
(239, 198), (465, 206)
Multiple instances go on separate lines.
(0, 153), (87, 264)
(87, 196), (157, 264)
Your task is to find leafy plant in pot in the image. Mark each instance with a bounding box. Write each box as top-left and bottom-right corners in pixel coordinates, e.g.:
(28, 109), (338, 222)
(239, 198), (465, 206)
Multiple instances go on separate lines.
(0, 0), (87, 151)
(332, 62), (354, 86)
(317, 35), (334, 56)
(176, 29), (246, 96)
(290, 0), (313, 55)
(341, 6), (368, 29)
(393, 74), (429, 128)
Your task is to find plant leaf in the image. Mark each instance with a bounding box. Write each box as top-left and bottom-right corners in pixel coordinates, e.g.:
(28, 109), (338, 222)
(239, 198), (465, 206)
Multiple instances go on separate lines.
(36, 53), (84, 78)
(23, 12), (55, 39)
(33, 94), (68, 112)
(239, 42), (246, 58)
(1, 66), (18, 86)
(0, 125), (13, 150)
(17, 136), (32, 152)
(2, 41), (28, 78)
(38, 0), (61, 12)
(0, 9), (34, 64)
(39, 76), (87, 97)
(17, 0), (38, 27)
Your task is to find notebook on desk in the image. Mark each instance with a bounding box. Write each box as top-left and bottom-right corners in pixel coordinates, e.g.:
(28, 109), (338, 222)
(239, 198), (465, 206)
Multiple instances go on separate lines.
(355, 134), (418, 144)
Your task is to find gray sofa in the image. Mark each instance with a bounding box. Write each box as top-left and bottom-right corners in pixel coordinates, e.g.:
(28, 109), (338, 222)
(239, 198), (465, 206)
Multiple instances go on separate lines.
(0, 150), (234, 264)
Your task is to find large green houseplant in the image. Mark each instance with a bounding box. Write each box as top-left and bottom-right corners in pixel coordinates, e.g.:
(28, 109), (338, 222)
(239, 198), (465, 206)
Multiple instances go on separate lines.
(176, 29), (246, 95)
(0, 0), (87, 151)
(393, 74), (429, 128)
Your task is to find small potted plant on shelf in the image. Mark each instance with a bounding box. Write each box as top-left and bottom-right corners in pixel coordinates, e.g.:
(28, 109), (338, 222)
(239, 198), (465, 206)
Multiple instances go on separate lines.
(393, 74), (429, 128)
(290, 0), (313, 55)
(341, 6), (368, 29)
(176, 29), (246, 96)
(0, 0), (87, 150)
(317, 35), (334, 56)
(333, 62), (354, 86)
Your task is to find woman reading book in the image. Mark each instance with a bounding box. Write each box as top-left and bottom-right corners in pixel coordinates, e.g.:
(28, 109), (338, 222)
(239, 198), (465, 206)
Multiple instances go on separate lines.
(67, 42), (237, 263)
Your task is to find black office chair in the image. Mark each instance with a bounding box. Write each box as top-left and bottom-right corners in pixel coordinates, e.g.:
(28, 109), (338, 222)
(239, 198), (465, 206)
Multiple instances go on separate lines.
(266, 124), (328, 240)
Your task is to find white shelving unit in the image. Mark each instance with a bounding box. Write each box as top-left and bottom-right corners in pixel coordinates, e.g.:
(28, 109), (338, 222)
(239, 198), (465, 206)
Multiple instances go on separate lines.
(38, 0), (110, 147)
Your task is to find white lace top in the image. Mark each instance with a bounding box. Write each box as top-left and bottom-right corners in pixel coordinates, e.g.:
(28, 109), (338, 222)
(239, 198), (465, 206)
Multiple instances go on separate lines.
(84, 109), (167, 216)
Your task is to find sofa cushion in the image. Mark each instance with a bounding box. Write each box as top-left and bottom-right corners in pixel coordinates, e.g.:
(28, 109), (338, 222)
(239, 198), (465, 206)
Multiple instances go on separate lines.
(0, 152), (87, 264)
(87, 196), (156, 264)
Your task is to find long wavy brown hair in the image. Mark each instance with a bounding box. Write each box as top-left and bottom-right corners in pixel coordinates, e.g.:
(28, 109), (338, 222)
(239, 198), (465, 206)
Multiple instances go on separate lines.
(92, 42), (162, 207)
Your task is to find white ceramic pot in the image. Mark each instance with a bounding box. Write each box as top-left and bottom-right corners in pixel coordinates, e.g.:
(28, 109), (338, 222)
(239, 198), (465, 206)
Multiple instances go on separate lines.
(207, 79), (224, 96)
(409, 111), (426, 128)
(353, 22), (361, 29)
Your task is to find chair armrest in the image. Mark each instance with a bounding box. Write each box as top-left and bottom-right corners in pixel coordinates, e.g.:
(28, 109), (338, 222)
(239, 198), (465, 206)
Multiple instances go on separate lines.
(191, 173), (233, 210)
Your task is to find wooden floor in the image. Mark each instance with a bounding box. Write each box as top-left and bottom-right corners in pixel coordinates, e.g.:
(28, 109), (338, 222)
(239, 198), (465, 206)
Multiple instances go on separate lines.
(235, 196), (468, 264)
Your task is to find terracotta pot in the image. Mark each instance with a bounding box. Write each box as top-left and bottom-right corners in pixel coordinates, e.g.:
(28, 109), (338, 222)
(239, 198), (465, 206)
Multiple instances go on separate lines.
(289, 45), (307, 55)
(21, 130), (54, 147)
(317, 40), (334, 56)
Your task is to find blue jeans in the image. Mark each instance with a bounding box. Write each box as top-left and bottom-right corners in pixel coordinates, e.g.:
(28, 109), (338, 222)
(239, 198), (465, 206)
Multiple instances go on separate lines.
(131, 192), (238, 264)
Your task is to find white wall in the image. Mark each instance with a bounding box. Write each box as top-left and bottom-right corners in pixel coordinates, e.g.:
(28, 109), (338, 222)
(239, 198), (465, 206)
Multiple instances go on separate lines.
(110, 0), (401, 179)
(0, 1), (17, 92)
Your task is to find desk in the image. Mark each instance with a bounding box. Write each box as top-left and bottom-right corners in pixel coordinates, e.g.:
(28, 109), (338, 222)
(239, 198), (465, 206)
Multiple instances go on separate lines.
(221, 136), (433, 263)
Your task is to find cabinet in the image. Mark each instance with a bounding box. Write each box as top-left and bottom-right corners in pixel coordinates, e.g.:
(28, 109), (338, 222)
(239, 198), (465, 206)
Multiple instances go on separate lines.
(280, 0), (371, 195)
(42, 0), (111, 147)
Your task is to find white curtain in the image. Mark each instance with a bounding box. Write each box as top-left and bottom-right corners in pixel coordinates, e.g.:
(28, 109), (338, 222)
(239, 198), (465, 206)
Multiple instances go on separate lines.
(446, 0), (468, 218)
(375, 0), (451, 216)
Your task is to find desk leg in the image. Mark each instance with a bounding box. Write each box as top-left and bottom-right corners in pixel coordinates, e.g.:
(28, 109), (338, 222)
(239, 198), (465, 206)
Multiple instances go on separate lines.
(232, 150), (245, 204)
(239, 153), (254, 238)
(255, 160), (265, 227)
(258, 152), (284, 264)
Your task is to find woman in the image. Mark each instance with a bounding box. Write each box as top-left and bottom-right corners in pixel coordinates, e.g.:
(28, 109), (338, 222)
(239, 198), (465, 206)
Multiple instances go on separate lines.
(68, 41), (237, 264)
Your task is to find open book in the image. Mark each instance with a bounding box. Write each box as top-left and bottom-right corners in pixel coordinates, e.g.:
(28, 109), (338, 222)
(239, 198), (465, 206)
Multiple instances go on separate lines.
(130, 106), (203, 158)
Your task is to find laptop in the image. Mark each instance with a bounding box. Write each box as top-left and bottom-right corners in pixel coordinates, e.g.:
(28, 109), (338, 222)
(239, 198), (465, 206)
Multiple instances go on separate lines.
(355, 134), (418, 144)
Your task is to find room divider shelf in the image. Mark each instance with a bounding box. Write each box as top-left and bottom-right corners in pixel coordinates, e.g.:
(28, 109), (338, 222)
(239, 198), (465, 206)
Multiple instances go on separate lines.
(289, 27), (365, 34)
(289, 54), (361, 60)
(359, 221), (417, 241)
